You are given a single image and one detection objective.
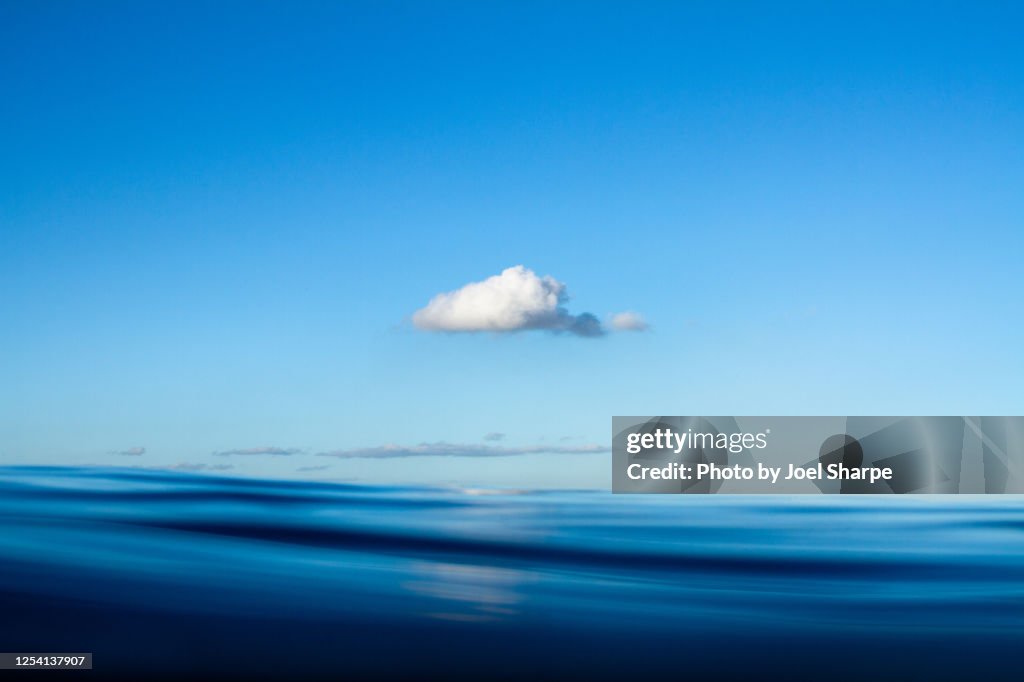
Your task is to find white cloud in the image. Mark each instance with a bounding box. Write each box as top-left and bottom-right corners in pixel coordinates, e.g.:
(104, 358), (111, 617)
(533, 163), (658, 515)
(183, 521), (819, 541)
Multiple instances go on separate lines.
(317, 441), (609, 459)
(213, 446), (303, 456)
(412, 265), (604, 337)
(609, 311), (649, 332)
(114, 446), (146, 456)
(483, 432), (506, 441)
(163, 463), (234, 472)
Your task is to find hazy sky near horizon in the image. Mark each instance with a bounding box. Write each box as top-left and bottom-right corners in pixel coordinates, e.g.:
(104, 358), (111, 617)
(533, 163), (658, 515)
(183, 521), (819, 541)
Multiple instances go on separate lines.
(2, 2), (1022, 487)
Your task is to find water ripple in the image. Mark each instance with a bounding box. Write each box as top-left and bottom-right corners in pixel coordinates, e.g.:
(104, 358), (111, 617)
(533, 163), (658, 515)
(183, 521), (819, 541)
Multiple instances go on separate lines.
(2, 466), (1023, 680)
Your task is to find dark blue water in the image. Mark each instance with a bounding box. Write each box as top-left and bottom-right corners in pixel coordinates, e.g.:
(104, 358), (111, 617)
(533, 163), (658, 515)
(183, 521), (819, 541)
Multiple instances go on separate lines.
(2, 466), (1023, 680)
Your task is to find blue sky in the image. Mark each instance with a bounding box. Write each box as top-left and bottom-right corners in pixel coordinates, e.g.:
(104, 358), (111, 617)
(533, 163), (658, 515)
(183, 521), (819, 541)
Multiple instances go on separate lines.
(2, 2), (1022, 487)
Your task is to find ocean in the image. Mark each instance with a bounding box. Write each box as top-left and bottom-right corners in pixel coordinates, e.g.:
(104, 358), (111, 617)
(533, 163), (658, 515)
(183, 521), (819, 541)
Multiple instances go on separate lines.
(1, 466), (1022, 680)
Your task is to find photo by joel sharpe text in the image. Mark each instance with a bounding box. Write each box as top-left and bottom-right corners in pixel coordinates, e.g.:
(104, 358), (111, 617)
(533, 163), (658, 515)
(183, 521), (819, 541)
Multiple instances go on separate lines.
(625, 461), (894, 485)
(623, 426), (891, 484)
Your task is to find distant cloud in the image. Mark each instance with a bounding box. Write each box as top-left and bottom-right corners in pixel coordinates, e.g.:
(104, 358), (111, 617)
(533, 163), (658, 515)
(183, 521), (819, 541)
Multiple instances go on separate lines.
(412, 265), (605, 337)
(164, 463), (234, 472)
(114, 446), (146, 456)
(609, 311), (649, 332)
(483, 432), (506, 441)
(213, 447), (302, 457)
(296, 465), (330, 472)
(318, 441), (609, 459)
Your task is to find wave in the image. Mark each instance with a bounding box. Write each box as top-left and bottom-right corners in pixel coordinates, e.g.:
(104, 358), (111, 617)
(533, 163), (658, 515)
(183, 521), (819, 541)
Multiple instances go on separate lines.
(2, 466), (1023, 680)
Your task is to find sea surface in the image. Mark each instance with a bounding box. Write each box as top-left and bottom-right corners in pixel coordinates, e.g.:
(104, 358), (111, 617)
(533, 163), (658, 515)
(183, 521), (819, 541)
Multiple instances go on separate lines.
(1, 466), (1023, 680)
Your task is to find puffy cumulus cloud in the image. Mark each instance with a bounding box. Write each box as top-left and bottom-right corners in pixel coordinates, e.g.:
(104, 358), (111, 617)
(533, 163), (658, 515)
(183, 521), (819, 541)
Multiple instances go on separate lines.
(114, 446), (146, 456)
(213, 446), (303, 456)
(317, 441), (609, 459)
(412, 265), (605, 337)
(609, 311), (649, 332)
